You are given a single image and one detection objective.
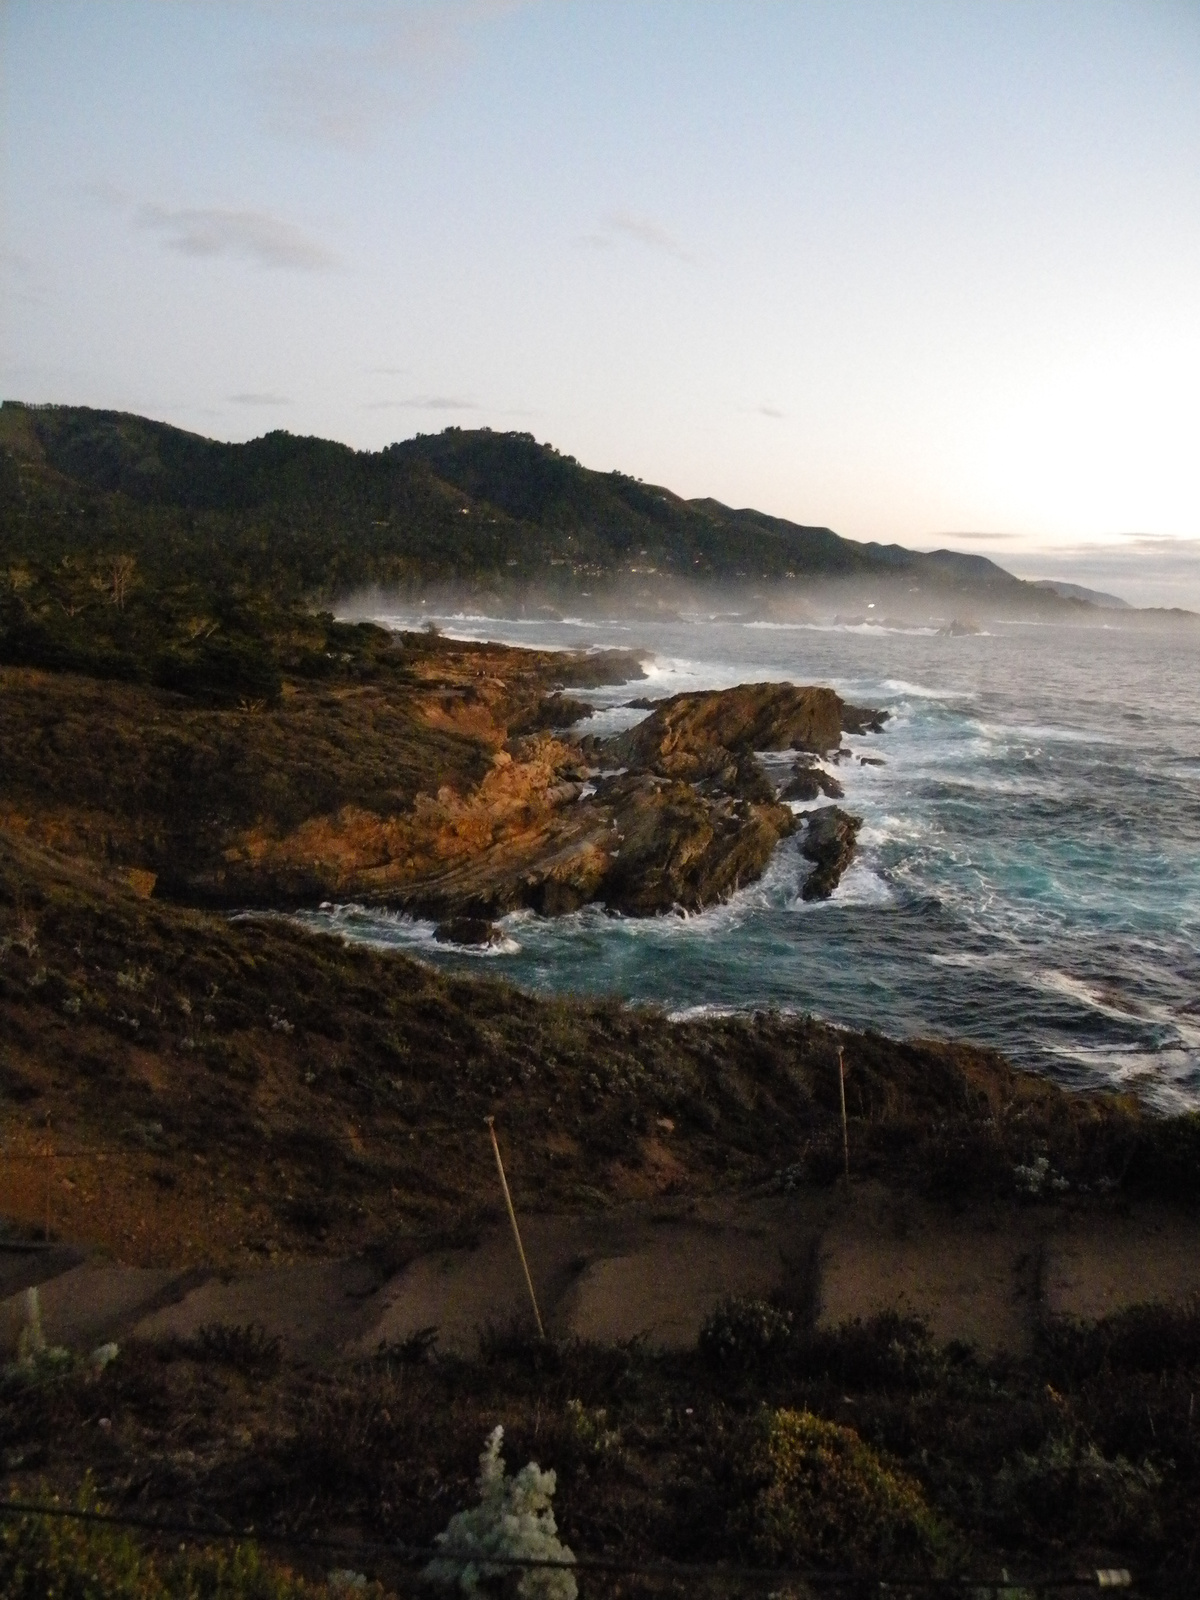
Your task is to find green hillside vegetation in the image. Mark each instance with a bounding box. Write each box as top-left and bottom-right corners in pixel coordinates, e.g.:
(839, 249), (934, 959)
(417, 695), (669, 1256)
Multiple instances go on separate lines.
(1, 400), (1038, 614)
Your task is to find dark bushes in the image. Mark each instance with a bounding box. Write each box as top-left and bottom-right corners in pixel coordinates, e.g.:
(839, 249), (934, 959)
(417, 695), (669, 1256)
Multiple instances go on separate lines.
(153, 635), (283, 707)
(991, 1435), (1162, 1550)
(183, 1323), (284, 1379)
(1039, 1301), (1200, 1386)
(698, 1297), (793, 1373)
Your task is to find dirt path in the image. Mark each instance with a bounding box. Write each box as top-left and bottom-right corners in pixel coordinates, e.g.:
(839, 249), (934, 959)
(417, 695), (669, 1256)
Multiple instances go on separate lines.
(4, 1187), (1198, 1363)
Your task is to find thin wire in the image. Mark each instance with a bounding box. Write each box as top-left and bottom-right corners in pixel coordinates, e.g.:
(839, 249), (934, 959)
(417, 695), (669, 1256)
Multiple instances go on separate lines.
(0, 1498), (1132, 1590)
(0, 1130), (470, 1160)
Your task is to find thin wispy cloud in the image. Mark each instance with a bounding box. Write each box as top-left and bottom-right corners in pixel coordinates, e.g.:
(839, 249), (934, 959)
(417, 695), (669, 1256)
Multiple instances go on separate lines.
(937, 530), (1022, 542)
(228, 392), (291, 406)
(575, 211), (693, 262)
(604, 211), (692, 261)
(757, 404), (784, 419)
(1118, 535), (1200, 555)
(137, 205), (337, 270)
(259, 1), (533, 148)
(364, 395), (478, 411)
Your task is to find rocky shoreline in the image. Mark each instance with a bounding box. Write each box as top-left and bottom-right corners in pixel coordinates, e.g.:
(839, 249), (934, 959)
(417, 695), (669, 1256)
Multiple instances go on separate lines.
(2, 632), (882, 940)
(369, 677), (884, 932)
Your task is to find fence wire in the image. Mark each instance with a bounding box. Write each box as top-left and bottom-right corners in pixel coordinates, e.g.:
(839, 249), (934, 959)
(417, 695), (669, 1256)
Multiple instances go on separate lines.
(0, 1496), (1136, 1594)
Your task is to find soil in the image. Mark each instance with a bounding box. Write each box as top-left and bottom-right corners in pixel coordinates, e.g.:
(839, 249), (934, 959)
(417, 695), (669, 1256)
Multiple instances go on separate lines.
(7, 1187), (1200, 1367)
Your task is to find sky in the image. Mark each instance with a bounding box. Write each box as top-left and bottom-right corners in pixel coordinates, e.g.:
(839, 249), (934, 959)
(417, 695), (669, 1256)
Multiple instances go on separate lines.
(3, 0), (1199, 596)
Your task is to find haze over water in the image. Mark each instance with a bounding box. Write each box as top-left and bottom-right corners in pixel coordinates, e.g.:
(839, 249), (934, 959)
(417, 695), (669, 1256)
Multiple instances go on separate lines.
(305, 607), (1200, 1112)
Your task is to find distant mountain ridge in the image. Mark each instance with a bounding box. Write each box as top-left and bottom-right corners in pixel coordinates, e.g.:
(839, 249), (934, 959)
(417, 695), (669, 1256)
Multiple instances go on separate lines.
(0, 401), (1106, 609)
(1028, 578), (1131, 610)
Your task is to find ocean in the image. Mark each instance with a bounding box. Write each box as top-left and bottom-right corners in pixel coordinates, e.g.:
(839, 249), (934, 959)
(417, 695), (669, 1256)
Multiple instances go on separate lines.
(300, 606), (1200, 1111)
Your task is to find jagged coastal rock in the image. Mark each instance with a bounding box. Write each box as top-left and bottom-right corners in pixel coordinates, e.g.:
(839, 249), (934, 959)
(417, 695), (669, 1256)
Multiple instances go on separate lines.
(779, 754), (845, 801)
(123, 642), (885, 922)
(596, 771), (794, 915)
(390, 681), (883, 920)
(800, 806), (863, 900)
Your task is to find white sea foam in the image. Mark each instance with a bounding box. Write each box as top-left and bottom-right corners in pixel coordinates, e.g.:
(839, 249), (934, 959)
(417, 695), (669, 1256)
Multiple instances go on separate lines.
(1031, 969), (1153, 1021)
(667, 1002), (740, 1022)
(879, 678), (978, 701)
(293, 905), (522, 957)
(1039, 1041), (1198, 1115)
(859, 812), (932, 849)
(828, 861), (894, 906)
(573, 704), (649, 736)
(745, 620), (941, 637)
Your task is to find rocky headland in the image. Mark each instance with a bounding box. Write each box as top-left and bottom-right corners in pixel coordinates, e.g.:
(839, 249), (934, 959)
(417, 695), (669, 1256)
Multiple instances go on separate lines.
(387, 677), (884, 929)
(1, 632), (880, 932)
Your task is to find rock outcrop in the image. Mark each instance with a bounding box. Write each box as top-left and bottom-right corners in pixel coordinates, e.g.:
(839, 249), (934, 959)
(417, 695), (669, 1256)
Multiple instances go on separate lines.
(89, 651), (884, 923)
(604, 682), (850, 774)
(290, 679), (882, 920)
(597, 773), (795, 915)
(779, 755), (844, 802)
(800, 806), (863, 901)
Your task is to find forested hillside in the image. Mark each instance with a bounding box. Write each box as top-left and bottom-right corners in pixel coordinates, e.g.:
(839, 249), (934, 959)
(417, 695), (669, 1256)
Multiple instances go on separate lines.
(1, 400), (1031, 600)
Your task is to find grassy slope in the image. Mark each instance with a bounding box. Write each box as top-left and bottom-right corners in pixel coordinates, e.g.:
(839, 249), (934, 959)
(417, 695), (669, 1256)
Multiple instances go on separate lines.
(2, 821), (1195, 1268)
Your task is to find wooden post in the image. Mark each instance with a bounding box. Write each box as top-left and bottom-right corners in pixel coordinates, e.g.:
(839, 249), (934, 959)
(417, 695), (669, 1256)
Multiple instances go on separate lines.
(486, 1117), (545, 1338)
(44, 1144), (53, 1241)
(837, 1047), (850, 1182)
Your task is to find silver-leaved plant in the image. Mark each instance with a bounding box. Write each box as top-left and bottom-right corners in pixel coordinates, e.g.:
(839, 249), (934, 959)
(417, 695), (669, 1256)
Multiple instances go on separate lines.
(424, 1425), (577, 1600)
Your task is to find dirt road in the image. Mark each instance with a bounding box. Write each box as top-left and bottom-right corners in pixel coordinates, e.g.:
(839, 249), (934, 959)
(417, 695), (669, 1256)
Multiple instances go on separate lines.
(5, 1184), (1199, 1363)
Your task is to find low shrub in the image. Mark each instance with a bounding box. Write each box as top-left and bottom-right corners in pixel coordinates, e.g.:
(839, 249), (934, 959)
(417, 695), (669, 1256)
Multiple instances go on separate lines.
(376, 1325), (439, 1367)
(477, 1322), (563, 1377)
(562, 1398), (622, 1464)
(185, 1323), (284, 1379)
(698, 1296), (794, 1372)
(733, 1407), (947, 1570)
(0, 1482), (384, 1599)
(991, 1434), (1162, 1548)
(789, 1312), (950, 1392)
(1121, 1113), (1200, 1203)
(1039, 1302), (1200, 1386)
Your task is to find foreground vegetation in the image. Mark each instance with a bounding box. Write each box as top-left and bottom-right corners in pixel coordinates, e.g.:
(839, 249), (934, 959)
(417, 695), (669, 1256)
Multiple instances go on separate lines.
(3, 775), (1200, 1593)
(5, 1298), (1200, 1595)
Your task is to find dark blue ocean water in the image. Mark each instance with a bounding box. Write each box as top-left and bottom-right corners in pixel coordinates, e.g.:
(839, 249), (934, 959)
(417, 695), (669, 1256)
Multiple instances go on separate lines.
(301, 608), (1200, 1110)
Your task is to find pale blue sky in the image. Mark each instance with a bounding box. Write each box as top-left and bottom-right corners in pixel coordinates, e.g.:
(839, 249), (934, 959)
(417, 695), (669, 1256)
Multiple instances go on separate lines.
(3, 0), (1198, 560)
